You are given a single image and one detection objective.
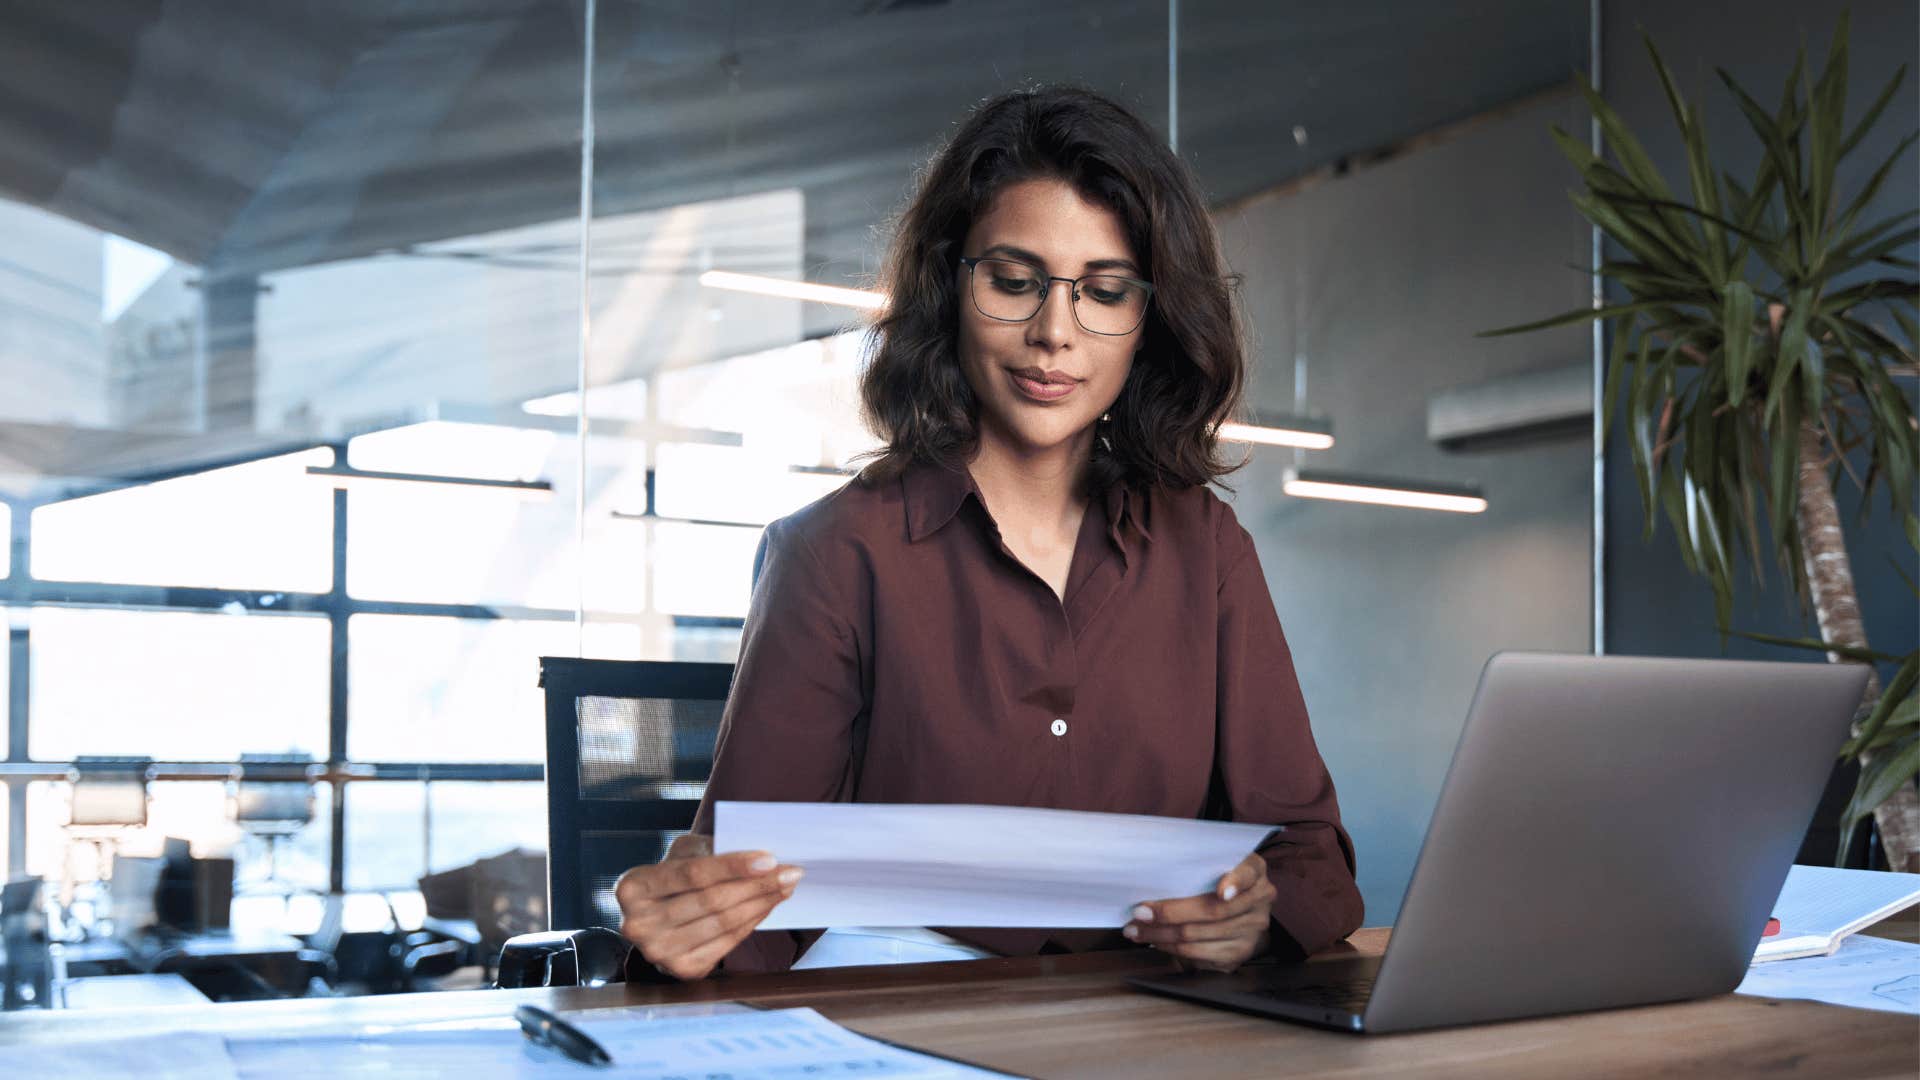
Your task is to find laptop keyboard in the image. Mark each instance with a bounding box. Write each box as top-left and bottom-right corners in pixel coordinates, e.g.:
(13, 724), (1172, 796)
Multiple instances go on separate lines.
(1251, 978), (1375, 1012)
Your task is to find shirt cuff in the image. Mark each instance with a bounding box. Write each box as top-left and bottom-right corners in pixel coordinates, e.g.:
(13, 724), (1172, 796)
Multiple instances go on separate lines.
(1259, 833), (1364, 958)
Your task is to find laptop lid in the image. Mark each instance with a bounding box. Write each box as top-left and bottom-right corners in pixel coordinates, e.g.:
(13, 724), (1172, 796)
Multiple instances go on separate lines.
(1363, 652), (1867, 1033)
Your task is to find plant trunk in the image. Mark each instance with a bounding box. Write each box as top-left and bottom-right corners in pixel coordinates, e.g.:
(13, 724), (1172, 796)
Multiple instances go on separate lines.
(1795, 421), (1920, 872)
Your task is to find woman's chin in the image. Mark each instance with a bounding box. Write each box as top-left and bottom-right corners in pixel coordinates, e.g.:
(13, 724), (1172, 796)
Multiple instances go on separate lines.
(980, 412), (1096, 458)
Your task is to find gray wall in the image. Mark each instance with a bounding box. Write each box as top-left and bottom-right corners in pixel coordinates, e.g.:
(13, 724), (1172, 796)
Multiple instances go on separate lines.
(1214, 92), (1594, 922)
(1600, 1), (1920, 861)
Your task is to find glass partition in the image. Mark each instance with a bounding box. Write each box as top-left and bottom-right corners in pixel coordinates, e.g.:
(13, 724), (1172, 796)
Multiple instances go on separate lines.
(1, 1), (1598, 940)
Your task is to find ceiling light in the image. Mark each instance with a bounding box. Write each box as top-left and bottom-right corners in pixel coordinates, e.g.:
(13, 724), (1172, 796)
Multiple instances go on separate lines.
(307, 465), (553, 501)
(1282, 467), (1486, 514)
(1217, 411), (1334, 450)
(698, 270), (886, 310)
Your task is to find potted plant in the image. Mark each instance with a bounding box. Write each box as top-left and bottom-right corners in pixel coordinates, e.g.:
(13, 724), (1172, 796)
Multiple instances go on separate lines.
(1486, 13), (1918, 870)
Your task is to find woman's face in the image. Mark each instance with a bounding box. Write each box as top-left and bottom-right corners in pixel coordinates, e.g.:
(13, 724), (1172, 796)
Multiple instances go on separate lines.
(955, 178), (1145, 461)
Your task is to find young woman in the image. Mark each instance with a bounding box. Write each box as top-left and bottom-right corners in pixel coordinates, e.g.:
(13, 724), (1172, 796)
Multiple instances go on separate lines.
(614, 86), (1362, 980)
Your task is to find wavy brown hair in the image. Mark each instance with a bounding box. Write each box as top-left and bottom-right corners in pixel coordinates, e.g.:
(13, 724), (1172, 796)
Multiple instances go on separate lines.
(858, 85), (1246, 494)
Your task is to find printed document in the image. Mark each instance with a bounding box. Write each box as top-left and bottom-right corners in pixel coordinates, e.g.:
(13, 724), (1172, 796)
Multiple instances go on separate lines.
(1737, 934), (1920, 1015)
(224, 1004), (1010, 1078)
(714, 801), (1281, 930)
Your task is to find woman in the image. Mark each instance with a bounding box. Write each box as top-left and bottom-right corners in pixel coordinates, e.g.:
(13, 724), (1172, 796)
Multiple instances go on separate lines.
(614, 85), (1362, 981)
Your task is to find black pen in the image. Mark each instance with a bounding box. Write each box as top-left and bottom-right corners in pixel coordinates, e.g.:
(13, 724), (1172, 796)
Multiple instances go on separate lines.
(515, 1004), (614, 1068)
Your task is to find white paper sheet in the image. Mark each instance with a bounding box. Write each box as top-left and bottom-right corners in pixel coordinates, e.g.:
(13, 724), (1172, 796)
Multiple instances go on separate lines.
(715, 801), (1280, 930)
(224, 1005), (1010, 1079)
(1754, 865), (1920, 961)
(5, 1032), (239, 1079)
(1736, 934), (1920, 1014)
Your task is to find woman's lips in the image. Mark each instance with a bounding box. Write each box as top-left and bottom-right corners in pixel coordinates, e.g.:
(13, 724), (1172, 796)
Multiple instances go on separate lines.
(1009, 370), (1078, 402)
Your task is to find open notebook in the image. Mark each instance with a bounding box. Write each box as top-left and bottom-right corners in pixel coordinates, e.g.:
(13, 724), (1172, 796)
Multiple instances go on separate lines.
(1756, 865), (1920, 963)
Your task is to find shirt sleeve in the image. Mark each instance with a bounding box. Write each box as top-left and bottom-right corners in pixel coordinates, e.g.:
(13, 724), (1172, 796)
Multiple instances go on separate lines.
(1214, 520), (1365, 958)
(685, 515), (867, 973)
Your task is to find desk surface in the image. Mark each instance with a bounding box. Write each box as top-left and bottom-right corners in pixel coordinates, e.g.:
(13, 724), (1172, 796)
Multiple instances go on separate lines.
(4, 915), (1915, 1078)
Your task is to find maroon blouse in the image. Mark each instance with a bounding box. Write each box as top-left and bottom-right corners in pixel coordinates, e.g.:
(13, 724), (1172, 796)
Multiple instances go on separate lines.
(687, 460), (1363, 972)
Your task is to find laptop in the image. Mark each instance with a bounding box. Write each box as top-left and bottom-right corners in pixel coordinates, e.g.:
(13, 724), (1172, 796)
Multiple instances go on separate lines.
(1130, 652), (1870, 1034)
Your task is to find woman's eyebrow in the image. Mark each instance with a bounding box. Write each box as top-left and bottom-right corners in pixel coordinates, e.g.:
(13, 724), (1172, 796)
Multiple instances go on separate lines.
(980, 243), (1142, 277)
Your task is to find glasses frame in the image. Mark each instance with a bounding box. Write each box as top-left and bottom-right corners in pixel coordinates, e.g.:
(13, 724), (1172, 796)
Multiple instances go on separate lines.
(957, 256), (1154, 337)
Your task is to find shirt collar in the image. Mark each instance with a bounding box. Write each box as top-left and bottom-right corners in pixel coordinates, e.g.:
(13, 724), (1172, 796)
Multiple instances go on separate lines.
(901, 459), (1154, 547)
(902, 459), (977, 543)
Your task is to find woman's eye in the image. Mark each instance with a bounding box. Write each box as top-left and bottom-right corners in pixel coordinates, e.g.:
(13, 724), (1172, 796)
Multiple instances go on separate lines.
(990, 274), (1039, 294)
(1085, 282), (1135, 305)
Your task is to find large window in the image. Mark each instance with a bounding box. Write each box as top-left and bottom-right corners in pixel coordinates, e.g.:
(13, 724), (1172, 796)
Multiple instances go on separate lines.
(30, 608), (331, 761)
(348, 615), (642, 763)
(346, 780), (546, 892)
(30, 449), (335, 592)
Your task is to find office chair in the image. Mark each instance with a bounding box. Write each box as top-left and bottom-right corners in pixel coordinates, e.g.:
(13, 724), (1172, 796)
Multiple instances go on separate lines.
(228, 753), (318, 898)
(61, 757), (153, 938)
(494, 658), (731, 988)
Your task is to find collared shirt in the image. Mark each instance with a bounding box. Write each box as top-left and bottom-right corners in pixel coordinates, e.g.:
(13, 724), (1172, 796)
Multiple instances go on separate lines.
(687, 459), (1363, 973)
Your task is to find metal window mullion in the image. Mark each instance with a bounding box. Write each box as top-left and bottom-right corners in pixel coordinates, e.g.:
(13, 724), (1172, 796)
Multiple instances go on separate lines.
(328, 482), (349, 894)
(7, 503), (29, 876)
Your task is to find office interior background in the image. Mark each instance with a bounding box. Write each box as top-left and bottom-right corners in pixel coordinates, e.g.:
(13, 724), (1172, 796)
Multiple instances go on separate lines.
(0, 0), (1914, 991)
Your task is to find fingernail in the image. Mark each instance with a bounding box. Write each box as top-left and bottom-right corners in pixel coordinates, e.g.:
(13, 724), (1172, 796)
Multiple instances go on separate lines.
(1220, 885), (1238, 902)
(749, 853), (777, 872)
(1123, 924), (1140, 940)
(1131, 905), (1154, 922)
(777, 867), (803, 886)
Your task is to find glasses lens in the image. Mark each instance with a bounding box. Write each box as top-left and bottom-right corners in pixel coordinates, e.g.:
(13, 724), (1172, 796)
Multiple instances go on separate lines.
(1075, 275), (1149, 335)
(971, 259), (1045, 321)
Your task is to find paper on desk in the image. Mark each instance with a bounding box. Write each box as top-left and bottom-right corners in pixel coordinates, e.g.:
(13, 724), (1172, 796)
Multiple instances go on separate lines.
(715, 801), (1281, 930)
(5, 1032), (239, 1079)
(1754, 864), (1920, 961)
(1736, 934), (1920, 1015)
(224, 1005), (1011, 1079)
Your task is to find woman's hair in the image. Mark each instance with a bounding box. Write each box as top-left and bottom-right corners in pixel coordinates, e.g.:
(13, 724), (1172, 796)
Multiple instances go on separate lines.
(857, 85), (1247, 493)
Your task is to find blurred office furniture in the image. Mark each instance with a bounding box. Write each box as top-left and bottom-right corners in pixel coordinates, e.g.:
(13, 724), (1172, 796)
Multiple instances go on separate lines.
(155, 839), (235, 933)
(421, 847), (543, 985)
(58, 972), (209, 1009)
(60, 757), (153, 938)
(1, 877), (52, 1010)
(58, 914), (325, 1002)
(104, 855), (165, 938)
(227, 753), (318, 900)
(56, 842), (328, 1001)
(496, 658), (729, 987)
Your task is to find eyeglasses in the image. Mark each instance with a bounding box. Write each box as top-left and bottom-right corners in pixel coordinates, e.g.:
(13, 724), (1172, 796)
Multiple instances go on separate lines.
(958, 256), (1154, 337)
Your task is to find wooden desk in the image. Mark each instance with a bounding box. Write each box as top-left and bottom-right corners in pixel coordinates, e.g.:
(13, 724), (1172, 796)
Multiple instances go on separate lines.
(3, 923), (1913, 1078)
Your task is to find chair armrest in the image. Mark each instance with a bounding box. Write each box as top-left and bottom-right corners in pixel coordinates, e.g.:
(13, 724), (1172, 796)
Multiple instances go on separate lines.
(495, 928), (632, 988)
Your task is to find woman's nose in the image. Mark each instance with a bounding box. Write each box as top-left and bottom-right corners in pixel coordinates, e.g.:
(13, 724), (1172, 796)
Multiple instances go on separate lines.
(1027, 279), (1077, 348)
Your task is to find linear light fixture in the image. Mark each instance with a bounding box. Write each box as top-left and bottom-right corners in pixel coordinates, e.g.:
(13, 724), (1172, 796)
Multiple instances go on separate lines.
(698, 269), (887, 310)
(307, 464), (554, 501)
(1217, 411), (1334, 450)
(1282, 467), (1487, 514)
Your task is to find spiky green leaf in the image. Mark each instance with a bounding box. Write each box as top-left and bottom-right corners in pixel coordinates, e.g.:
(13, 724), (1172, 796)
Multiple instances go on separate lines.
(1724, 281), (1756, 404)
(1837, 733), (1919, 864)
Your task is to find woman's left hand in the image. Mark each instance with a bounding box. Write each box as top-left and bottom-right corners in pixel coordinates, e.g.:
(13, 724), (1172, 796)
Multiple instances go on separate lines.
(1123, 852), (1275, 972)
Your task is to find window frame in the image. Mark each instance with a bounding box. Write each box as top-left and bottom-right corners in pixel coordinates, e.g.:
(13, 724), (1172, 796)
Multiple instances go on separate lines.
(0, 441), (744, 889)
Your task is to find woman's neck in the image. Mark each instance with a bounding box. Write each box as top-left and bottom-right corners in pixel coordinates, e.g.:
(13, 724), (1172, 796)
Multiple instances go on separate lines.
(965, 426), (1094, 538)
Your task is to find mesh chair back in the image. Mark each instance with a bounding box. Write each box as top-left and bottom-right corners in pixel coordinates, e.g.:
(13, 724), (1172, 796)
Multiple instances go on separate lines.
(539, 658), (731, 933)
(232, 753), (316, 837)
(68, 757), (152, 829)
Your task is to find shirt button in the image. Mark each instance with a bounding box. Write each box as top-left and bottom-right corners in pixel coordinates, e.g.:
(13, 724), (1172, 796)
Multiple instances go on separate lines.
(1051, 718), (1068, 737)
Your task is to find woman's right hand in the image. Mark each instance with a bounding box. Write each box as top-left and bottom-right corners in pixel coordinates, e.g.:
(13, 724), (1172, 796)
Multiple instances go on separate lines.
(612, 833), (803, 981)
